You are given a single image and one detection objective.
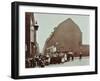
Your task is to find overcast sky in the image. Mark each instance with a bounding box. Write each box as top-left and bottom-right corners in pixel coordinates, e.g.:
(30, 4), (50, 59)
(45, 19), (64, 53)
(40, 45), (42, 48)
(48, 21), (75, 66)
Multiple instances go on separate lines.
(34, 13), (89, 52)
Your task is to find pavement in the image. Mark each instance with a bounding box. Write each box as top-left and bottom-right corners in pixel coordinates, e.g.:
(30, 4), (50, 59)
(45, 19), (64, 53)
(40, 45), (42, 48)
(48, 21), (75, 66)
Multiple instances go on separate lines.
(45, 56), (89, 68)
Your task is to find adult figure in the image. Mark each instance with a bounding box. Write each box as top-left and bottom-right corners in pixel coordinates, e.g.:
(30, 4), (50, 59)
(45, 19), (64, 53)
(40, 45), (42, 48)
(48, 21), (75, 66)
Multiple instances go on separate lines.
(64, 51), (67, 62)
(34, 55), (39, 66)
(79, 50), (83, 60)
(60, 52), (65, 63)
(45, 53), (50, 65)
(68, 48), (74, 61)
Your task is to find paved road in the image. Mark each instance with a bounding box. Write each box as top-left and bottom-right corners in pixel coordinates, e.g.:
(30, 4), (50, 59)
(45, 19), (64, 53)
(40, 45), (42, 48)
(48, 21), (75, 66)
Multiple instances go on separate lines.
(45, 57), (89, 68)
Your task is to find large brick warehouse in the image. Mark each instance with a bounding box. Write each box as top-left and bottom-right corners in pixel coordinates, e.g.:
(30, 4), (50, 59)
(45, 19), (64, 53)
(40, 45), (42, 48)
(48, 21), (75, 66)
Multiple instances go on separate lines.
(43, 18), (89, 56)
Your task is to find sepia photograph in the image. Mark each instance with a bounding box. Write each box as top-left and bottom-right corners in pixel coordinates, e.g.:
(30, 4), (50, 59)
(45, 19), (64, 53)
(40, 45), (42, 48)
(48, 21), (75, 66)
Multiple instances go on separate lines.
(11, 2), (97, 79)
(25, 12), (90, 68)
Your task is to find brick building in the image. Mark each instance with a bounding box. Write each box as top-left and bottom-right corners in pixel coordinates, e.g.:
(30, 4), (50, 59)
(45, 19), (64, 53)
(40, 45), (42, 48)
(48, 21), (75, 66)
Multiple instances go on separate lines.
(25, 12), (39, 61)
(43, 18), (89, 56)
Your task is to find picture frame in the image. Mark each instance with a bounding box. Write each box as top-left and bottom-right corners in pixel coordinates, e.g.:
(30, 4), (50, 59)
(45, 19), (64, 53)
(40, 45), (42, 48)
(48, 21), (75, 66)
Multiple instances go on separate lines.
(11, 1), (98, 79)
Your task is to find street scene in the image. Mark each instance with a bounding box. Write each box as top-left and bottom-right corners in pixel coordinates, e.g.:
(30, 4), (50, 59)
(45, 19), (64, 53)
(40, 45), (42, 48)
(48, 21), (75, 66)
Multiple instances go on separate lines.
(25, 12), (89, 68)
(45, 57), (89, 68)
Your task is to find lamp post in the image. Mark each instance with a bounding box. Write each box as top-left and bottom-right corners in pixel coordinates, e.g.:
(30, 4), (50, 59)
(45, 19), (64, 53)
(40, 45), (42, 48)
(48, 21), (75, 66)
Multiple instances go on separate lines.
(33, 21), (39, 55)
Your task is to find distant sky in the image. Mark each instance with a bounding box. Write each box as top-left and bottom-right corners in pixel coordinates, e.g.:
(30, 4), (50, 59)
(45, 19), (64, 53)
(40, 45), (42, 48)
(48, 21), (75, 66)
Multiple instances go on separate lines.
(34, 13), (89, 52)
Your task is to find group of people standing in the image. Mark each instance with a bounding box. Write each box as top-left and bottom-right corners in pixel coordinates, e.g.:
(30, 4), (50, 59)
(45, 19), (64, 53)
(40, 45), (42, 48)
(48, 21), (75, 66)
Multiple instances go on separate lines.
(26, 48), (83, 68)
(26, 54), (50, 68)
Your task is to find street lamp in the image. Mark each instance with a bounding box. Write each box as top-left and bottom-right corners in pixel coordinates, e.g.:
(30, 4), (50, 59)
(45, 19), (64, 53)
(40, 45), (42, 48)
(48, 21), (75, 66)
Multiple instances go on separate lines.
(33, 21), (39, 55)
(34, 21), (39, 30)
